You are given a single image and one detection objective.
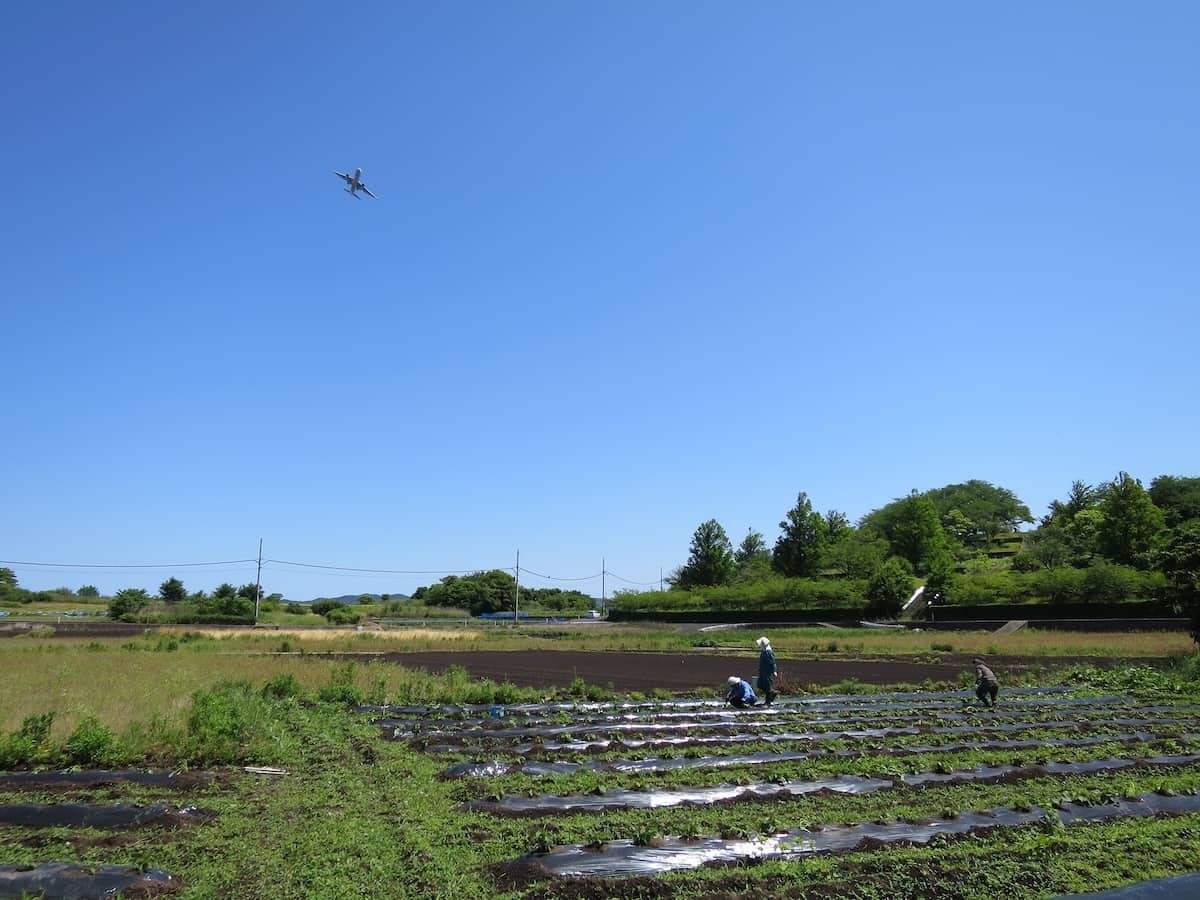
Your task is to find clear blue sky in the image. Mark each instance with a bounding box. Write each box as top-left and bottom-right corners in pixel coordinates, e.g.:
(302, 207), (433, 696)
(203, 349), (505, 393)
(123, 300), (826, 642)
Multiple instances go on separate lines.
(3, 2), (1197, 602)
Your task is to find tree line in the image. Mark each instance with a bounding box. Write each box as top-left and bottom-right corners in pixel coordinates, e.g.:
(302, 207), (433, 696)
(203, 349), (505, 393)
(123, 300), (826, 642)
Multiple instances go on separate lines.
(625, 473), (1200, 638)
(411, 570), (594, 616)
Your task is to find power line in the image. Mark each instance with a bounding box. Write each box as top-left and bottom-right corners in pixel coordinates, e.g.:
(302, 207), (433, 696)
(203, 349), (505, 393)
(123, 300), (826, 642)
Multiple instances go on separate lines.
(517, 566), (603, 582)
(264, 559), (499, 575)
(606, 570), (660, 586)
(2, 556), (661, 588)
(0, 558), (256, 569)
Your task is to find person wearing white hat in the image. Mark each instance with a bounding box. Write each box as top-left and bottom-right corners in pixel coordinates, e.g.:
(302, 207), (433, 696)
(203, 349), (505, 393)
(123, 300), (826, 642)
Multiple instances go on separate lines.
(724, 675), (757, 708)
(756, 636), (778, 705)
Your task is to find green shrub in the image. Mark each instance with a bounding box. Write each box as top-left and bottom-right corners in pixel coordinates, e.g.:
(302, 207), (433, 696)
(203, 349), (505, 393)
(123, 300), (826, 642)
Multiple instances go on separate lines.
(1027, 566), (1085, 603)
(952, 570), (1028, 605)
(261, 673), (303, 701)
(318, 663), (364, 705)
(609, 576), (868, 614)
(64, 716), (116, 766)
(325, 606), (361, 625)
(310, 600), (340, 616)
(0, 712), (56, 768)
(492, 681), (522, 705)
(568, 675), (587, 698)
(1010, 552), (1041, 573)
(187, 680), (257, 762)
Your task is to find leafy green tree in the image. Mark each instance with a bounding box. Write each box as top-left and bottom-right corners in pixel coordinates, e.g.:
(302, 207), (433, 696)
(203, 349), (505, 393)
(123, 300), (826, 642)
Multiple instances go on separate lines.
(357, 594), (375, 605)
(77, 585), (100, 597)
(734, 530), (769, 569)
(923, 550), (958, 599)
(879, 490), (951, 573)
(1156, 521), (1200, 643)
(1023, 522), (1073, 569)
(820, 528), (889, 579)
(525, 587), (593, 612)
(824, 511), (851, 543)
(0, 568), (16, 594)
(310, 600), (341, 616)
(193, 583), (254, 618)
(1043, 480), (1099, 527)
(1096, 472), (1165, 568)
(733, 530), (771, 582)
(925, 480), (1033, 544)
(673, 519), (735, 589)
(108, 588), (151, 619)
(1149, 475), (1200, 527)
(1066, 508), (1105, 563)
(413, 570), (517, 615)
(158, 577), (186, 604)
(772, 493), (829, 578)
(941, 508), (977, 545)
(864, 557), (913, 618)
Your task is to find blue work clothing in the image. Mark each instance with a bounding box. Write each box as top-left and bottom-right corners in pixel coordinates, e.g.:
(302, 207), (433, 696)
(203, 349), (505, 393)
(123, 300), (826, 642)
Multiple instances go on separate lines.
(726, 679), (757, 707)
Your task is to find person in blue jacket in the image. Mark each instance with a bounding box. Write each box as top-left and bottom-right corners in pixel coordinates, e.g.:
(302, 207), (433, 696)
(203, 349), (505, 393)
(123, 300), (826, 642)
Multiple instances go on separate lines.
(756, 636), (778, 705)
(725, 675), (758, 708)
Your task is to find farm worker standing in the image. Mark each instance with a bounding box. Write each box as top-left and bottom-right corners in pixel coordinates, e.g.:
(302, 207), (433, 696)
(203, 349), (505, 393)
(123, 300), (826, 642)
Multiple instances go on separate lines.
(973, 657), (999, 707)
(756, 636), (778, 705)
(725, 676), (758, 708)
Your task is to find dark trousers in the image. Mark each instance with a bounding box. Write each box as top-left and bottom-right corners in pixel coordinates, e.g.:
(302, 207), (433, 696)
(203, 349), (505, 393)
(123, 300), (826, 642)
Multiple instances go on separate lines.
(757, 676), (777, 704)
(728, 698), (754, 708)
(976, 683), (998, 706)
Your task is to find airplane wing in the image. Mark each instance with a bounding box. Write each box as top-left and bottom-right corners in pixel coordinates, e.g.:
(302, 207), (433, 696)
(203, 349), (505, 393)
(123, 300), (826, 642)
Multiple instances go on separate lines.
(333, 171), (352, 184)
(359, 184), (377, 199)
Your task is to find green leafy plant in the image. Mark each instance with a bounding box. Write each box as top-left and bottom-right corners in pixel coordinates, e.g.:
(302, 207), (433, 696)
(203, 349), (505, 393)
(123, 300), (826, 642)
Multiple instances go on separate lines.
(63, 715), (116, 765)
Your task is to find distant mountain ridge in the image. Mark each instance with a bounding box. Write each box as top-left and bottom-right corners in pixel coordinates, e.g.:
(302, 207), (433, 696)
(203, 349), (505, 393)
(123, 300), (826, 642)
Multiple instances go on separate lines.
(300, 593), (410, 605)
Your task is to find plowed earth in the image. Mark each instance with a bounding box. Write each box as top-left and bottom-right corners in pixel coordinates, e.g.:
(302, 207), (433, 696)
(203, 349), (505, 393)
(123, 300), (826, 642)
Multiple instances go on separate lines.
(347, 650), (1134, 691)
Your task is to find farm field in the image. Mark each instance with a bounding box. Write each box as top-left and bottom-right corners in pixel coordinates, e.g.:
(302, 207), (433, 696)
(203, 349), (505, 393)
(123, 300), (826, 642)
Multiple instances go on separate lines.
(0, 628), (1198, 898)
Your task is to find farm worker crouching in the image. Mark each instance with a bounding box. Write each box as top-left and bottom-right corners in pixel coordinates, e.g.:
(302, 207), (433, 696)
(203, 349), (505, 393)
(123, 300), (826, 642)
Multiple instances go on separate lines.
(756, 636), (777, 705)
(725, 676), (758, 708)
(973, 657), (999, 707)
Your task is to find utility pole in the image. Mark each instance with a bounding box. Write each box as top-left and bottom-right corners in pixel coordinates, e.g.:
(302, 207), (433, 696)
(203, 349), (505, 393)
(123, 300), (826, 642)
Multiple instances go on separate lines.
(659, 567), (663, 592)
(253, 538), (263, 624)
(513, 549), (520, 624)
(602, 557), (606, 610)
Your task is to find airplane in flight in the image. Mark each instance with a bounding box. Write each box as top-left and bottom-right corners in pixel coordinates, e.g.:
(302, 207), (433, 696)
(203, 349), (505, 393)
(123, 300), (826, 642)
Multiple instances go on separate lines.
(334, 168), (376, 199)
